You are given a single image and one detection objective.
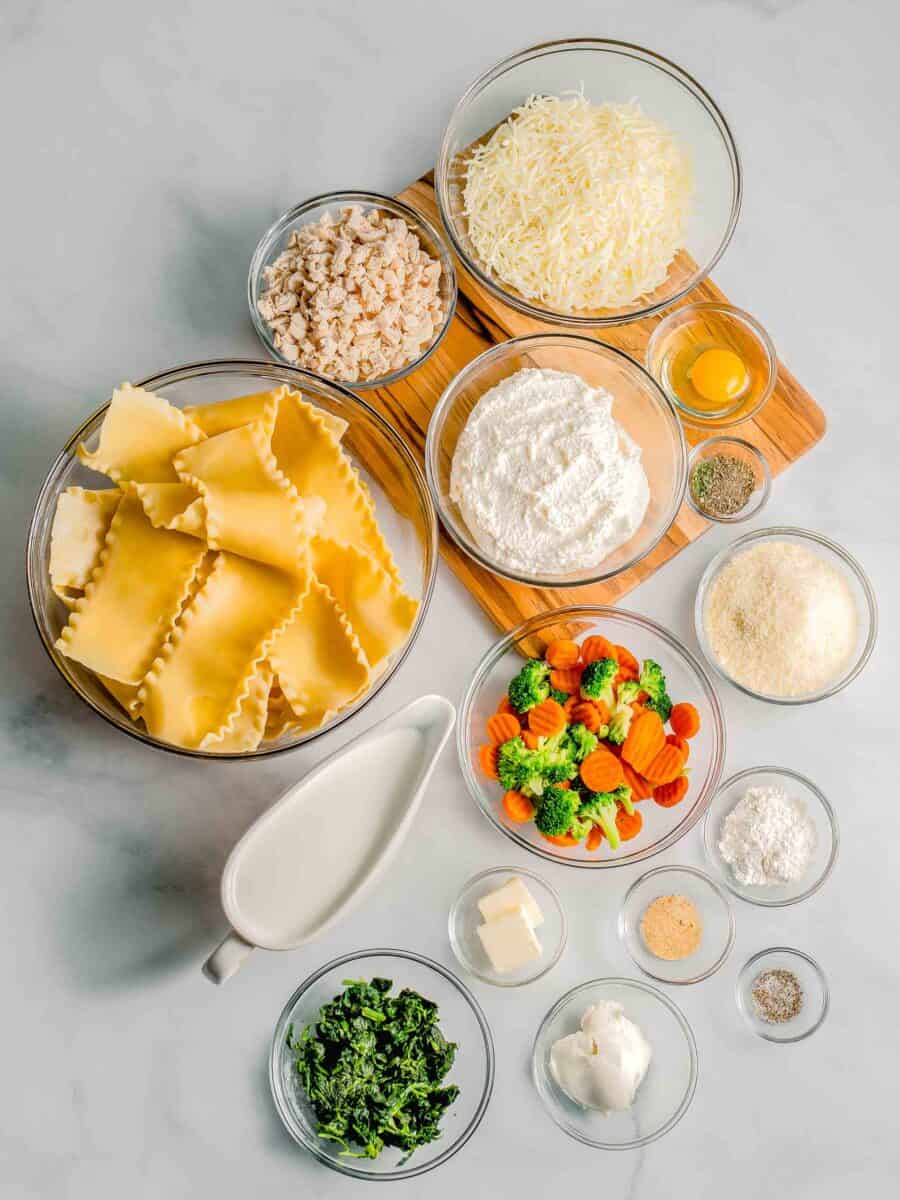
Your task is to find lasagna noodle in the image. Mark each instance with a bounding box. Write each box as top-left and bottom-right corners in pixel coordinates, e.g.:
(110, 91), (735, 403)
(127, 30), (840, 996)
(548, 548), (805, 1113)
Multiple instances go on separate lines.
(183, 386), (348, 443)
(49, 487), (121, 591)
(132, 482), (205, 535)
(55, 491), (207, 685)
(139, 552), (308, 750)
(77, 384), (205, 483)
(271, 391), (400, 583)
(199, 660), (274, 753)
(174, 422), (323, 572)
(311, 537), (418, 669)
(269, 577), (370, 726)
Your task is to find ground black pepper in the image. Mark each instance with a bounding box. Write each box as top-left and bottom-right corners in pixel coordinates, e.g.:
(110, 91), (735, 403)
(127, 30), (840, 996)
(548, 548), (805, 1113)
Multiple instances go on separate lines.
(751, 967), (803, 1023)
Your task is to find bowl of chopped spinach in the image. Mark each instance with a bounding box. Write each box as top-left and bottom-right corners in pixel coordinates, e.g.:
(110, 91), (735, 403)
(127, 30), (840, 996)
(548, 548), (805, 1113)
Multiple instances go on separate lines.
(269, 949), (495, 1179)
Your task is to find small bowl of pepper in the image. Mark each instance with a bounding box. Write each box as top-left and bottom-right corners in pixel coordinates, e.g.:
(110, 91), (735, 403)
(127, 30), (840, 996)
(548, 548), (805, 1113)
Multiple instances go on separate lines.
(735, 947), (829, 1043)
(686, 436), (771, 524)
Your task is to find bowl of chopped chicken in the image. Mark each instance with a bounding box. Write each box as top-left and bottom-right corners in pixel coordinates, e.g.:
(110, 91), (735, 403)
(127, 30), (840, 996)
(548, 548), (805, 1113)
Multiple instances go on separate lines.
(249, 191), (457, 388)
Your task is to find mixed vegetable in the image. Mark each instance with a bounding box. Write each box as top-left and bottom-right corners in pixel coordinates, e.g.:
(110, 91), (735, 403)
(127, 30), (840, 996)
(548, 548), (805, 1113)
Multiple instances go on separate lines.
(478, 635), (702, 851)
(289, 977), (459, 1161)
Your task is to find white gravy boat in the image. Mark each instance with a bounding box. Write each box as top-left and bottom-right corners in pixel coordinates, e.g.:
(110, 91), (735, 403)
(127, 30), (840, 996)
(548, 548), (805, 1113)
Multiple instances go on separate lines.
(203, 694), (456, 984)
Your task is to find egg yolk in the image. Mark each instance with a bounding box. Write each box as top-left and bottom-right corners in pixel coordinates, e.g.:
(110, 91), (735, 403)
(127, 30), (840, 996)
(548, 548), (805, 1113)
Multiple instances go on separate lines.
(688, 348), (749, 407)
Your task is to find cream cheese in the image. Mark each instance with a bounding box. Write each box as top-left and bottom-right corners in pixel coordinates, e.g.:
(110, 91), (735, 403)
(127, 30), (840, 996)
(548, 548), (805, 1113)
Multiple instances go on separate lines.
(449, 368), (649, 574)
(550, 1000), (652, 1114)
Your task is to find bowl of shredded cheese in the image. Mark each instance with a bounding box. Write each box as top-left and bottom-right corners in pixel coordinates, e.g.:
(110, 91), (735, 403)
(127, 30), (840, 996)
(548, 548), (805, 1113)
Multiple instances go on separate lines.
(436, 39), (741, 326)
(695, 527), (877, 705)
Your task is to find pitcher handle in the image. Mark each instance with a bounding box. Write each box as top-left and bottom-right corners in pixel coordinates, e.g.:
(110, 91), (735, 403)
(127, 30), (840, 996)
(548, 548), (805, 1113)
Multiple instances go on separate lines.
(203, 930), (255, 984)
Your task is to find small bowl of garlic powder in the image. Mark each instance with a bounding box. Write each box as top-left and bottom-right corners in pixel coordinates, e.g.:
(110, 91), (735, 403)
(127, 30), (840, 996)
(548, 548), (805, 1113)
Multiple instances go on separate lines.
(695, 526), (877, 704)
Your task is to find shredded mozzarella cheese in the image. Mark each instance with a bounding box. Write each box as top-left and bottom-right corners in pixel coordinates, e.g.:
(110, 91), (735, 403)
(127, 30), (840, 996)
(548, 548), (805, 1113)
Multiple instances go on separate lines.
(462, 94), (693, 311)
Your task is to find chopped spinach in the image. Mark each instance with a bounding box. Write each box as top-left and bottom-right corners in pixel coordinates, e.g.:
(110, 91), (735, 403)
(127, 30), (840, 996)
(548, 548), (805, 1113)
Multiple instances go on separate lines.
(289, 976), (460, 1160)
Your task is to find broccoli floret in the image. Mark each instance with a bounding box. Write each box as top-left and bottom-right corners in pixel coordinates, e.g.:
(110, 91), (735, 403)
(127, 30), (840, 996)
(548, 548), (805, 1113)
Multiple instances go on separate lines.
(568, 812), (594, 842)
(610, 783), (635, 815)
(549, 687), (569, 706)
(496, 733), (576, 795)
(639, 660), (673, 723)
(534, 786), (580, 837)
(508, 659), (550, 713)
(606, 700), (635, 746)
(578, 791), (621, 849)
(616, 679), (641, 705)
(565, 722), (599, 763)
(579, 658), (618, 707)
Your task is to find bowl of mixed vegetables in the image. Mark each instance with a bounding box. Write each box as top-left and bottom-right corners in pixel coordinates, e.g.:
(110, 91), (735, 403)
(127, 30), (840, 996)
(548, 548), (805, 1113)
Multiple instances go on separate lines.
(269, 949), (494, 1180)
(460, 606), (726, 868)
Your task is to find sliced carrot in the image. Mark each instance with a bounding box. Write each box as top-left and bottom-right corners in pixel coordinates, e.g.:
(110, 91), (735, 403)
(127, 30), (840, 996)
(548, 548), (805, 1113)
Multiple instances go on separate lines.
(503, 790), (536, 823)
(571, 700), (607, 733)
(556, 780), (571, 789)
(613, 645), (640, 674)
(586, 825), (604, 851)
(496, 694), (520, 719)
(541, 832), (579, 847)
(545, 639), (580, 669)
(616, 807), (643, 841)
(581, 635), (616, 663)
(528, 698), (566, 738)
(478, 744), (499, 780)
(550, 666), (583, 694)
(486, 712), (520, 745)
(522, 729), (541, 750)
(621, 711), (666, 774)
(642, 743), (688, 785)
(563, 695), (579, 721)
(666, 733), (690, 760)
(580, 746), (625, 793)
(615, 666), (639, 687)
(622, 760), (653, 801)
(670, 702), (701, 739)
(653, 776), (690, 808)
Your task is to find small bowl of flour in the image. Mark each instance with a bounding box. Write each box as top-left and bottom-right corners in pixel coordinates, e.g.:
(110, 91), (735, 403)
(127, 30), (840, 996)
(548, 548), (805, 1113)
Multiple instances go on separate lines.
(703, 766), (838, 906)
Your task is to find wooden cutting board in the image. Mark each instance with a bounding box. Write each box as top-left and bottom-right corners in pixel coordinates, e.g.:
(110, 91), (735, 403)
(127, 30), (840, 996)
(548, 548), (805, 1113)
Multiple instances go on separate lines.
(364, 172), (826, 632)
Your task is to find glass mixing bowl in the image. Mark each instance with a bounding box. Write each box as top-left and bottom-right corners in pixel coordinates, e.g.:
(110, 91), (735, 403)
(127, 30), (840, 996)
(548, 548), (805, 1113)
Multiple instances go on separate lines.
(459, 606), (726, 868)
(269, 948), (495, 1180)
(248, 191), (457, 389)
(26, 360), (438, 758)
(436, 38), (741, 327)
(532, 977), (698, 1149)
(695, 527), (878, 705)
(426, 334), (687, 587)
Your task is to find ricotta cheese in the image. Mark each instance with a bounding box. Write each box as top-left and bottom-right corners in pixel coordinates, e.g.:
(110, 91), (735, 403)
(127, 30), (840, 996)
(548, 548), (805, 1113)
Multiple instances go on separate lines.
(449, 368), (650, 574)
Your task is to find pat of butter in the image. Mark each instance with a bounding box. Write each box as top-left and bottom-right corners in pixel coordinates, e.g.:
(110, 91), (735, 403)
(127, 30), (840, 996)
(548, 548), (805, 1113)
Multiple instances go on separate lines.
(477, 876), (544, 928)
(476, 906), (542, 974)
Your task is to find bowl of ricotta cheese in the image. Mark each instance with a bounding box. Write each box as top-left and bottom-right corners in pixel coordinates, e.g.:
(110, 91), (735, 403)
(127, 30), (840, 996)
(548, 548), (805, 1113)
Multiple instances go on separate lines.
(426, 334), (686, 586)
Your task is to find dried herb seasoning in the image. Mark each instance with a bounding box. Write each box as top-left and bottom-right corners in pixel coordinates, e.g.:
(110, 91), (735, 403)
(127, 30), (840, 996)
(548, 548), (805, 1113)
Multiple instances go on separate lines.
(690, 453), (756, 517)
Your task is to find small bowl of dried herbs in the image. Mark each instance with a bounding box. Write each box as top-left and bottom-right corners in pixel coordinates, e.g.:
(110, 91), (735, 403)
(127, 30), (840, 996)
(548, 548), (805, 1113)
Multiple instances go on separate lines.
(269, 948), (495, 1180)
(687, 436), (771, 524)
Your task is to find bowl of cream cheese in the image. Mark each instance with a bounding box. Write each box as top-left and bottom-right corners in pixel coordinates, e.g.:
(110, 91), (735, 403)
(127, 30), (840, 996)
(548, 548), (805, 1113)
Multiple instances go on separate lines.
(426, 334), (687, 587)
(532, 978), (698, 1149)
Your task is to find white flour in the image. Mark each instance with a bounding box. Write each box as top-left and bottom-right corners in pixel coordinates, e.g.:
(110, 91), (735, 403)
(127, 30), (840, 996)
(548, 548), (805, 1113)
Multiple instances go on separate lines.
(718, 784), (817, 887)
(449, 368), (649, 573)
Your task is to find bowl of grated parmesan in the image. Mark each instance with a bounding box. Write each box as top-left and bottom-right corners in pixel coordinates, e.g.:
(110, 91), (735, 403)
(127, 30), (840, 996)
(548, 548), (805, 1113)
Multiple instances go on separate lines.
(436, 39), (741, 326)
(695, 527), (877, 704)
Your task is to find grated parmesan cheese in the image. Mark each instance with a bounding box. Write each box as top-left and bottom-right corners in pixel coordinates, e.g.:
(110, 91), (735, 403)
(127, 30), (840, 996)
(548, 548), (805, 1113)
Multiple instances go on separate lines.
(462, 93), (693, 312)
(703, 541), (859, 697)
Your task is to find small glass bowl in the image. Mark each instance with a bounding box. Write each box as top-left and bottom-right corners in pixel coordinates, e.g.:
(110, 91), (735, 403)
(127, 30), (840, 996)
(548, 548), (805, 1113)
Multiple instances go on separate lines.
(269, 949), (495, 1180)
(460, 606), (726, 870)
(736, 947), (829, 1043)
(448, 866), (567, 987)
(647, 302), (777, 430)
(436, 38), (741, 326)
(618, 865), (735, 985)
(248, 190), (457, 389)
(686, 436), (771, 523)
(532, 977), (698, 1149)
(703, 767), (839, 906)
(695, 526), (878, 705)
(26, 361), (438, 759)
(426, 334), (687, 587)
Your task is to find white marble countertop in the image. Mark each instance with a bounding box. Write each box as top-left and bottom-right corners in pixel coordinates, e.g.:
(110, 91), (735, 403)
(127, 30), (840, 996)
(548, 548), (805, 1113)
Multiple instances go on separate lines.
(3, 1), (898, 1195)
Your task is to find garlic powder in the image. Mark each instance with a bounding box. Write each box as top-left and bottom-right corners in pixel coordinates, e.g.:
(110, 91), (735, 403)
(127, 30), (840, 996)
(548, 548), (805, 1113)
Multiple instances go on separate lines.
(449, 368), (650, 574)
